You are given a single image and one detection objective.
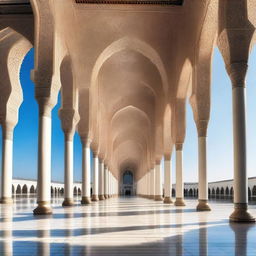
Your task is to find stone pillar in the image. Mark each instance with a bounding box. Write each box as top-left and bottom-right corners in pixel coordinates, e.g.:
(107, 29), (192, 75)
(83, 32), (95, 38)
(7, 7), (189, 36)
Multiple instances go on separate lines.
(81, 139), (91, 205)
(154, 162), (163, 201)
(104, 165), (108, 199)
(149, 168), (155, 199)
(164, 155), (173, 204)
(92, 153), (99, 201)
(99, 160), (105, 200)
(1, 125), (14, 204)
(111, 173), (113, 197)
(108, 171), (111, 197)
(147, 171), (151, 199)
(227, 63), (255, 222)
(33, 102), (53, 215)
(196, 120), (211, 211)
(175, 143), (185, 206)
(62, 133), (74, 206)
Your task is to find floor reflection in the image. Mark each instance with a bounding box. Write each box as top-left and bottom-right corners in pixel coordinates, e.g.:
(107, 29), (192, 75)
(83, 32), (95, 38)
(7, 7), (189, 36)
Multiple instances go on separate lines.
(0, 197), (255, 255)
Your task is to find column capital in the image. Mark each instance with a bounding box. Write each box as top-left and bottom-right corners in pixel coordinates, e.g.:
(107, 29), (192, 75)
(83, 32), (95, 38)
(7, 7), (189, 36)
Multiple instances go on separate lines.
(196, 120), (208, 137)
(226, 62), (248, 88)
(164, 154), (171, 161)
(36, 97), (53, 117)
(80, 136), (91, 147)
(175, 143), (183, 151)
(92, 151), (98, 158)
(59, 108), (80, 135)
(2, 123), (14, 140)
(64, 132), (75, 141)
(155, 159), (161, 165)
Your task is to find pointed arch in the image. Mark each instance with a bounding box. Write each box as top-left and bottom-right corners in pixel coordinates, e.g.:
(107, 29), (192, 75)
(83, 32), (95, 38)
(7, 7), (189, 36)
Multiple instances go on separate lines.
(30, 185), (35, 194)
(91, 37), (168, 94)
(16, 184), (21, 194)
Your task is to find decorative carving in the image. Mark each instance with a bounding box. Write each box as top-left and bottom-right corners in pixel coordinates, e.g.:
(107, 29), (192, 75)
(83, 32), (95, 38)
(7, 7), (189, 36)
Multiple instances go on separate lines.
(80, 136), (92, 147)
(175, 143), (183, 151)
(226, 62), (248, 88)
(59, 108), (80, 137)
(155, 159), (161, 165)
(196, 120), (208, 137)
(164, 154), (171, 161)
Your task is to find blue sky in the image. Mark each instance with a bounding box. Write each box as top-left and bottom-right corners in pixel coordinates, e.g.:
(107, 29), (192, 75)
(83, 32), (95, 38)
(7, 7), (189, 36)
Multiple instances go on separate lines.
(0, 47), (256, 183)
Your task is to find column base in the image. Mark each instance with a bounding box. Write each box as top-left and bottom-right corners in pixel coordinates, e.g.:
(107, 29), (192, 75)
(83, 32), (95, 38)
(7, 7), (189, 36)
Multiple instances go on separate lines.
(154, 195), (163, 201)
(163, 197), (173, 204)
(91, 195), (99, 201)
(99, 195), (105, 200)
(0, 197), (13, 204)
(149, 195), (155, 199)
(33, 201), (52, 215)
(229, 203), (255, 223)
(174, 198), (186, 206)
(104, 195), (108, 199)
(81, 196), (91, 205)
(196, 199), (211, 211)
(62, 198), (74, 207)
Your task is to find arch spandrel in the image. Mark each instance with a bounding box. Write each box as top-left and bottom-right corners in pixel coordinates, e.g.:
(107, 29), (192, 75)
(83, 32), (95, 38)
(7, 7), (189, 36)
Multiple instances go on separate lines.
(0, 28), (32, 127)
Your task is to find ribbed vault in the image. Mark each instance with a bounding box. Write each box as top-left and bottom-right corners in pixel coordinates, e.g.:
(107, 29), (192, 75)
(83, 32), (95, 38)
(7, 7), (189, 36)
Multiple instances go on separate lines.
(91, 47), (165, 181)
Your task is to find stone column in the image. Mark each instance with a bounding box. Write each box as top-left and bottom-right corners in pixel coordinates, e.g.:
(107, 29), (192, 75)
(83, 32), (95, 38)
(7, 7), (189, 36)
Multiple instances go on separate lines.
(99, 160), (105, 200)
(1, 125), (14, 204)
(33, 101), (53, 215)
(196, 120), (211, 211)
(107, 169), (110, 198)
(104, 165), (108, 199)
(62, 133), (74, 206)
(175, 143), (185, 206)
(227, 63), (255, 222)
(164, 155), (173, 204)
(154, 162), (163, 201)
(108, 171), (111, 197)
(81, 139), (91, 204)
(143, 173), (146, 198)
(92, 153), (99, 201)
(149, 168), (155, 199)
(111, 172), (113, 197)
(147, 171), (151, 199)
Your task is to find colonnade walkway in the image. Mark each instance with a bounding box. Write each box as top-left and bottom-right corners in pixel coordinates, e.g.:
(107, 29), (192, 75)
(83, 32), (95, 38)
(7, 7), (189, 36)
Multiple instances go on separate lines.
(0, 197), (256, 255)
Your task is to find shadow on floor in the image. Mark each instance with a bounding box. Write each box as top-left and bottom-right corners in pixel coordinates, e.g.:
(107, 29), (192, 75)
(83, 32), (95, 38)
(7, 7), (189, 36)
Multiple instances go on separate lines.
(0, 222), (255, 256)
(8, 208), (198, 223)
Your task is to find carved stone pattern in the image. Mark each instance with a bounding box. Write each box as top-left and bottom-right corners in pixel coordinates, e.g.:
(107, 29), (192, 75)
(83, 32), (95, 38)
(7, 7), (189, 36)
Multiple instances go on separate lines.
(226, 62), (248, 88)
(196, 120), (208, 137)
(175, 143), (183, 151)
(59, 108), (78, 134)
(164, 154), (171, 161)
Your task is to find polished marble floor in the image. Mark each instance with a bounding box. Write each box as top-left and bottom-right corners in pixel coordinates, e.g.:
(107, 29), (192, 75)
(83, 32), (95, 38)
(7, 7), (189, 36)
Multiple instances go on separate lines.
(0, 196), (256, 255)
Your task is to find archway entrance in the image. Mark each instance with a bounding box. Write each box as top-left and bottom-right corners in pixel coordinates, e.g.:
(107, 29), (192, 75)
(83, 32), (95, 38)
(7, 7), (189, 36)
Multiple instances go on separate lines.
(121, 170), (134, 196)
